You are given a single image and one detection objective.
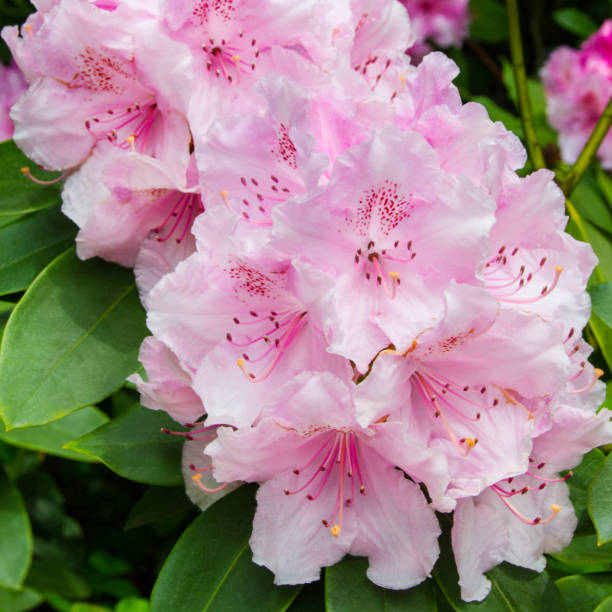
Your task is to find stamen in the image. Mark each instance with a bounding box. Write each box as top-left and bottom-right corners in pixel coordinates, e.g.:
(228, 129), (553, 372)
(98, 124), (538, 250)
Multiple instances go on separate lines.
(413, 374), (477, 456)
(525, 471), (572, 483)
(21, 166), (70, 185)
(569, 368), (603, 394)
(502, 266), (563, 304)
(192, 473), (231, 493)
(493, 485), (563, 525)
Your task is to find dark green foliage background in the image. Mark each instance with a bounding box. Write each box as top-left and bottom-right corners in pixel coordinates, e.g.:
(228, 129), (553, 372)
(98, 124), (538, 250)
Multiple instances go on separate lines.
(2, 0), (612, 610)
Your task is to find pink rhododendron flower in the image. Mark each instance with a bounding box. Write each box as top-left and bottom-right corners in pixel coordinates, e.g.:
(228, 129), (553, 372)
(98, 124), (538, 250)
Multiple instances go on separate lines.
(542, 20), (612, 168)
(272, 126), (496, 370)
(207, 371), (444, 588)
(0, 60), (26, 141)
(400, 0), (470, 60)
(62, 146), (203, 266)
(4, 0), (193, 172)
(452, 341), (612, 601)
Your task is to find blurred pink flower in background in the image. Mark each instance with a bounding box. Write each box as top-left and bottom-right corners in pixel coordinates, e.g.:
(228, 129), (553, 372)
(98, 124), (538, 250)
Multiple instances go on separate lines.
(400, 0), (470, 60)
(542, 20), (612, 168)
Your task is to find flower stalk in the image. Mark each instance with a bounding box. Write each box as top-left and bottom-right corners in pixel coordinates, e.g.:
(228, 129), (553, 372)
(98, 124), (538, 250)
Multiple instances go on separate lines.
(506, 0), (546, 170)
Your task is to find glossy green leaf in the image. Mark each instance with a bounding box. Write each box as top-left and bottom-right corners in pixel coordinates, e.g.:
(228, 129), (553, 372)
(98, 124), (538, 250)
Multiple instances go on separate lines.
(25, 559), (90, 600)
(0, 585), (42, 612)
(469, 0), (508, 42)
(0, 249), (147, 429)
(66, 403), (184, 486)
(326, 556), (436, 611)
(568, 449), (606, 535)
(500, 58), (556, 146)
(553, 8), (597, 38)
(551, 536), (612, 567)
(573, 171), (612, 236)
(590, 283), (612, 329)
(556, 574), (612, 612)
(588, 314), (612, 372)
(151, 485), (300, 612)
(0, 407), (108, 461)
(0, 469), (32, 590)
(0, 141), (62, 216)
(0, 214), (25, 229)
(589, 452), (612, 545)
(0, 207), (75, 295)
(125, 485), (193, 530)
(594, 595), (612, 612)
(434, 528), (565, 611)
(0, 300), (14, 338)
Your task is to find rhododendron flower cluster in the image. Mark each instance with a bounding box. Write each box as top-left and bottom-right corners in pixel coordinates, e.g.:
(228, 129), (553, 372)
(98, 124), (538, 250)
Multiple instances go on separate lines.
(4, 0), (612, 603)
(542, 19), (612, 169)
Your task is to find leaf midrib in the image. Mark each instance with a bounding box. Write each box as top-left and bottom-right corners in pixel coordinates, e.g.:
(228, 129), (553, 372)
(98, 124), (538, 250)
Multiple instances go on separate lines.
(491, 577), (519, 612)
(201, 541), (250, 612)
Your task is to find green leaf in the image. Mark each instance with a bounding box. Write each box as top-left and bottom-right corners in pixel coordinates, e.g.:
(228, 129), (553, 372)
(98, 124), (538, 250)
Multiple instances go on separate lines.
(553, 9), (597, 38)
(0, 469), (32, 590)
(88, 550), (131, 577)
(589, 452), (612, 545)
(590, 283), (612, 330)
(325, 556), (436, 611)
(0, 207), (76, 295)
(0, 249), (147, 429)
(0, 214), (25, 229)
(594, 595), (612, 612)
(568, 449), (606, 535)
(551, 536), (612, 567)
(65, 403), (184, 486)
(588, 314), (612, 373)
(25, 560), (91, 600)
(69, 605), (112, 612)
(556, 574), (612, 612)
(434, 527), (565, 611)
(573, 170), (612, 236)
(0, 300), (14, 338)
(151, 485), (300, 612)
(0, 585), (42, 612)
(500, 58), (556, 147)
(468, 0), (508, 42)
(125, 486), (193, 530)
(596, 168), (612, 215)
(0, 407), (108, 462)
(0, 141), (62, 216)
(115, 598), (150, 612)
